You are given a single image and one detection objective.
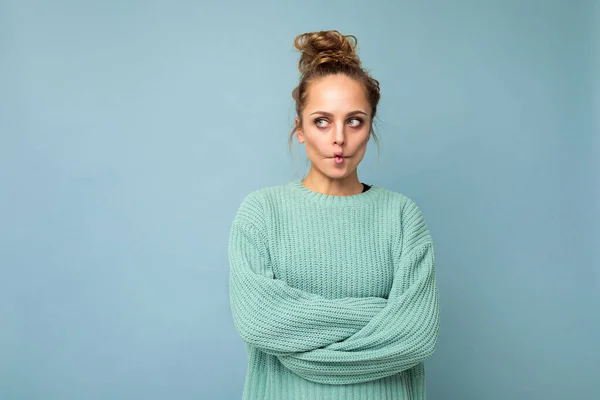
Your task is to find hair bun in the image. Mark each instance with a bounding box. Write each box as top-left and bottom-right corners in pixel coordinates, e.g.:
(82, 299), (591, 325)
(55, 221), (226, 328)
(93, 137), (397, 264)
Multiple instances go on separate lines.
(293, 30), (361, 75)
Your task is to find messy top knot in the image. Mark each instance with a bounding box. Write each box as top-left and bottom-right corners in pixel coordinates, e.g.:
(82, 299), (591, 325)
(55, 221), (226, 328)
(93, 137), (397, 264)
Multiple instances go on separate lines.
(293, 31), (361, 75)
(289, 30), (381, 156)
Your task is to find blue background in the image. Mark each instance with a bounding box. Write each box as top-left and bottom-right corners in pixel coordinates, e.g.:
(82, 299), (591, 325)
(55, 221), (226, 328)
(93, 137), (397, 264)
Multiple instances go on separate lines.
(1, 1), (598, 399)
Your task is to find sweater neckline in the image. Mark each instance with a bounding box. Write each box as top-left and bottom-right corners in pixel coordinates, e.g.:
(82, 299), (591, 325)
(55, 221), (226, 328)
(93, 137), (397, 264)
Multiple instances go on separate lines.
(288, 179), (383, 206)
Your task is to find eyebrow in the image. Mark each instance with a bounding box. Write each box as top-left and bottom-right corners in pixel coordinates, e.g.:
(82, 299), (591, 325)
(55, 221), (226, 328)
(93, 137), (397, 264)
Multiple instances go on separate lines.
(309, 110), (368, 117)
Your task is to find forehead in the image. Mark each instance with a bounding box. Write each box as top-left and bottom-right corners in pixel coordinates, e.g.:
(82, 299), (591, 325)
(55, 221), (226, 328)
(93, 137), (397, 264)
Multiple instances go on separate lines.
(305, 74), (368, 112)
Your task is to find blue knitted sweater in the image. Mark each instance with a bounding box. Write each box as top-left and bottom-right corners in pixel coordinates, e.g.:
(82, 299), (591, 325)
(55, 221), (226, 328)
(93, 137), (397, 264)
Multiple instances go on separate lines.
(228, 179), (440, 399)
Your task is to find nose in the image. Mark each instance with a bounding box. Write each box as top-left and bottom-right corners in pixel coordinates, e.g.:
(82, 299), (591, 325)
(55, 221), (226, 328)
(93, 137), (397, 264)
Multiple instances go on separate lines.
(333, 122), (345, 146)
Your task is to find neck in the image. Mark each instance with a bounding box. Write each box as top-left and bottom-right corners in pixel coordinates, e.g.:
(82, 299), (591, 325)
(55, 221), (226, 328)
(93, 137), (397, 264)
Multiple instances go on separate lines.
(301, 170), (363, 196)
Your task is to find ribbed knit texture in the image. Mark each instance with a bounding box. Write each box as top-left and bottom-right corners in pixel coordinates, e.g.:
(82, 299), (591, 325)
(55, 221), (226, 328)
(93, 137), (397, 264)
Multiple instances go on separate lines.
(228, 179), (440, 400)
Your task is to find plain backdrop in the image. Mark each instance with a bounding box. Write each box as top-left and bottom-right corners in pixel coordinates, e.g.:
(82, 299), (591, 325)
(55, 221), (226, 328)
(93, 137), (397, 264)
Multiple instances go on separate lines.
(1, 1), (598, 399)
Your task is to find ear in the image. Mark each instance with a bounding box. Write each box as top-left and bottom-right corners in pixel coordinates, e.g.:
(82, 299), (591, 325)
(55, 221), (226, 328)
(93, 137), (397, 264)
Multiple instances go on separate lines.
(294, 117), (305, 144)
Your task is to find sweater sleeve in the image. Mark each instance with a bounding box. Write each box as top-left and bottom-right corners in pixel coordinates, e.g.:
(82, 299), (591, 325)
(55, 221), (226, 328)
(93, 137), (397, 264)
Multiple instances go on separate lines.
(228, 218), (388, 356)
(276, 199), (440, 384)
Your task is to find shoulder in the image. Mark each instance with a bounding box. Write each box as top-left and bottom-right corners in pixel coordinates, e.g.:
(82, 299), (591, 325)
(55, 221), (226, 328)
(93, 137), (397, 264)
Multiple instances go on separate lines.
(376, 185), (425, 218)
(232, 181), (289, 225)
(376, 185), (432, 247)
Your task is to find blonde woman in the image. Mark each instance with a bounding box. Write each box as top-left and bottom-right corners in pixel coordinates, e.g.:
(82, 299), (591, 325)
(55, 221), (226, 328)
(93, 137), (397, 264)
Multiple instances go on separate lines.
(228, 30), (440, 400)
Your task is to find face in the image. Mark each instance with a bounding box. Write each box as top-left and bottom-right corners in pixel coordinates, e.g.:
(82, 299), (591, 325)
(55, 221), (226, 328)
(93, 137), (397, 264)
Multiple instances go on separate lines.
(295, 74), (372, 181)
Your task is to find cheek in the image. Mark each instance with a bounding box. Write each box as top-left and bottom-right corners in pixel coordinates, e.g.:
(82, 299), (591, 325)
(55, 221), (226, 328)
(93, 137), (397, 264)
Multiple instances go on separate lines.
(304, 136), (328, 153)
(303, 140), (321, 158)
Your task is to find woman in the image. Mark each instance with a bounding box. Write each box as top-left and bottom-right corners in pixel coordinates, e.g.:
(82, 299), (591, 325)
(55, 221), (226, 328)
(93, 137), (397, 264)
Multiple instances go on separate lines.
(228, 30), (440, 400)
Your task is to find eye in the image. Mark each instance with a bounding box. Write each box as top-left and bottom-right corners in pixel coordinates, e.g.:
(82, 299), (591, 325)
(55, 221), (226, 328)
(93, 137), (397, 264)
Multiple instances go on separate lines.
(314, 118), (328, 127)
(348, 117), (363, 127)
(314, 117), (364, 128)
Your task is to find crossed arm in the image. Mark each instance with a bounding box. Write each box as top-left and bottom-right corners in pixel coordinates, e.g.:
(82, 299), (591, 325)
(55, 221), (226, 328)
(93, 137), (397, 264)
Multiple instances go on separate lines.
(228, 199), (440, 384)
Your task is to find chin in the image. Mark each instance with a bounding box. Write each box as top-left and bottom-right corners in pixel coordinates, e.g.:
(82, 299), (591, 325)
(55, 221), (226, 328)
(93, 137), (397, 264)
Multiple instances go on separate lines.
(328, 168), (355, 179)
